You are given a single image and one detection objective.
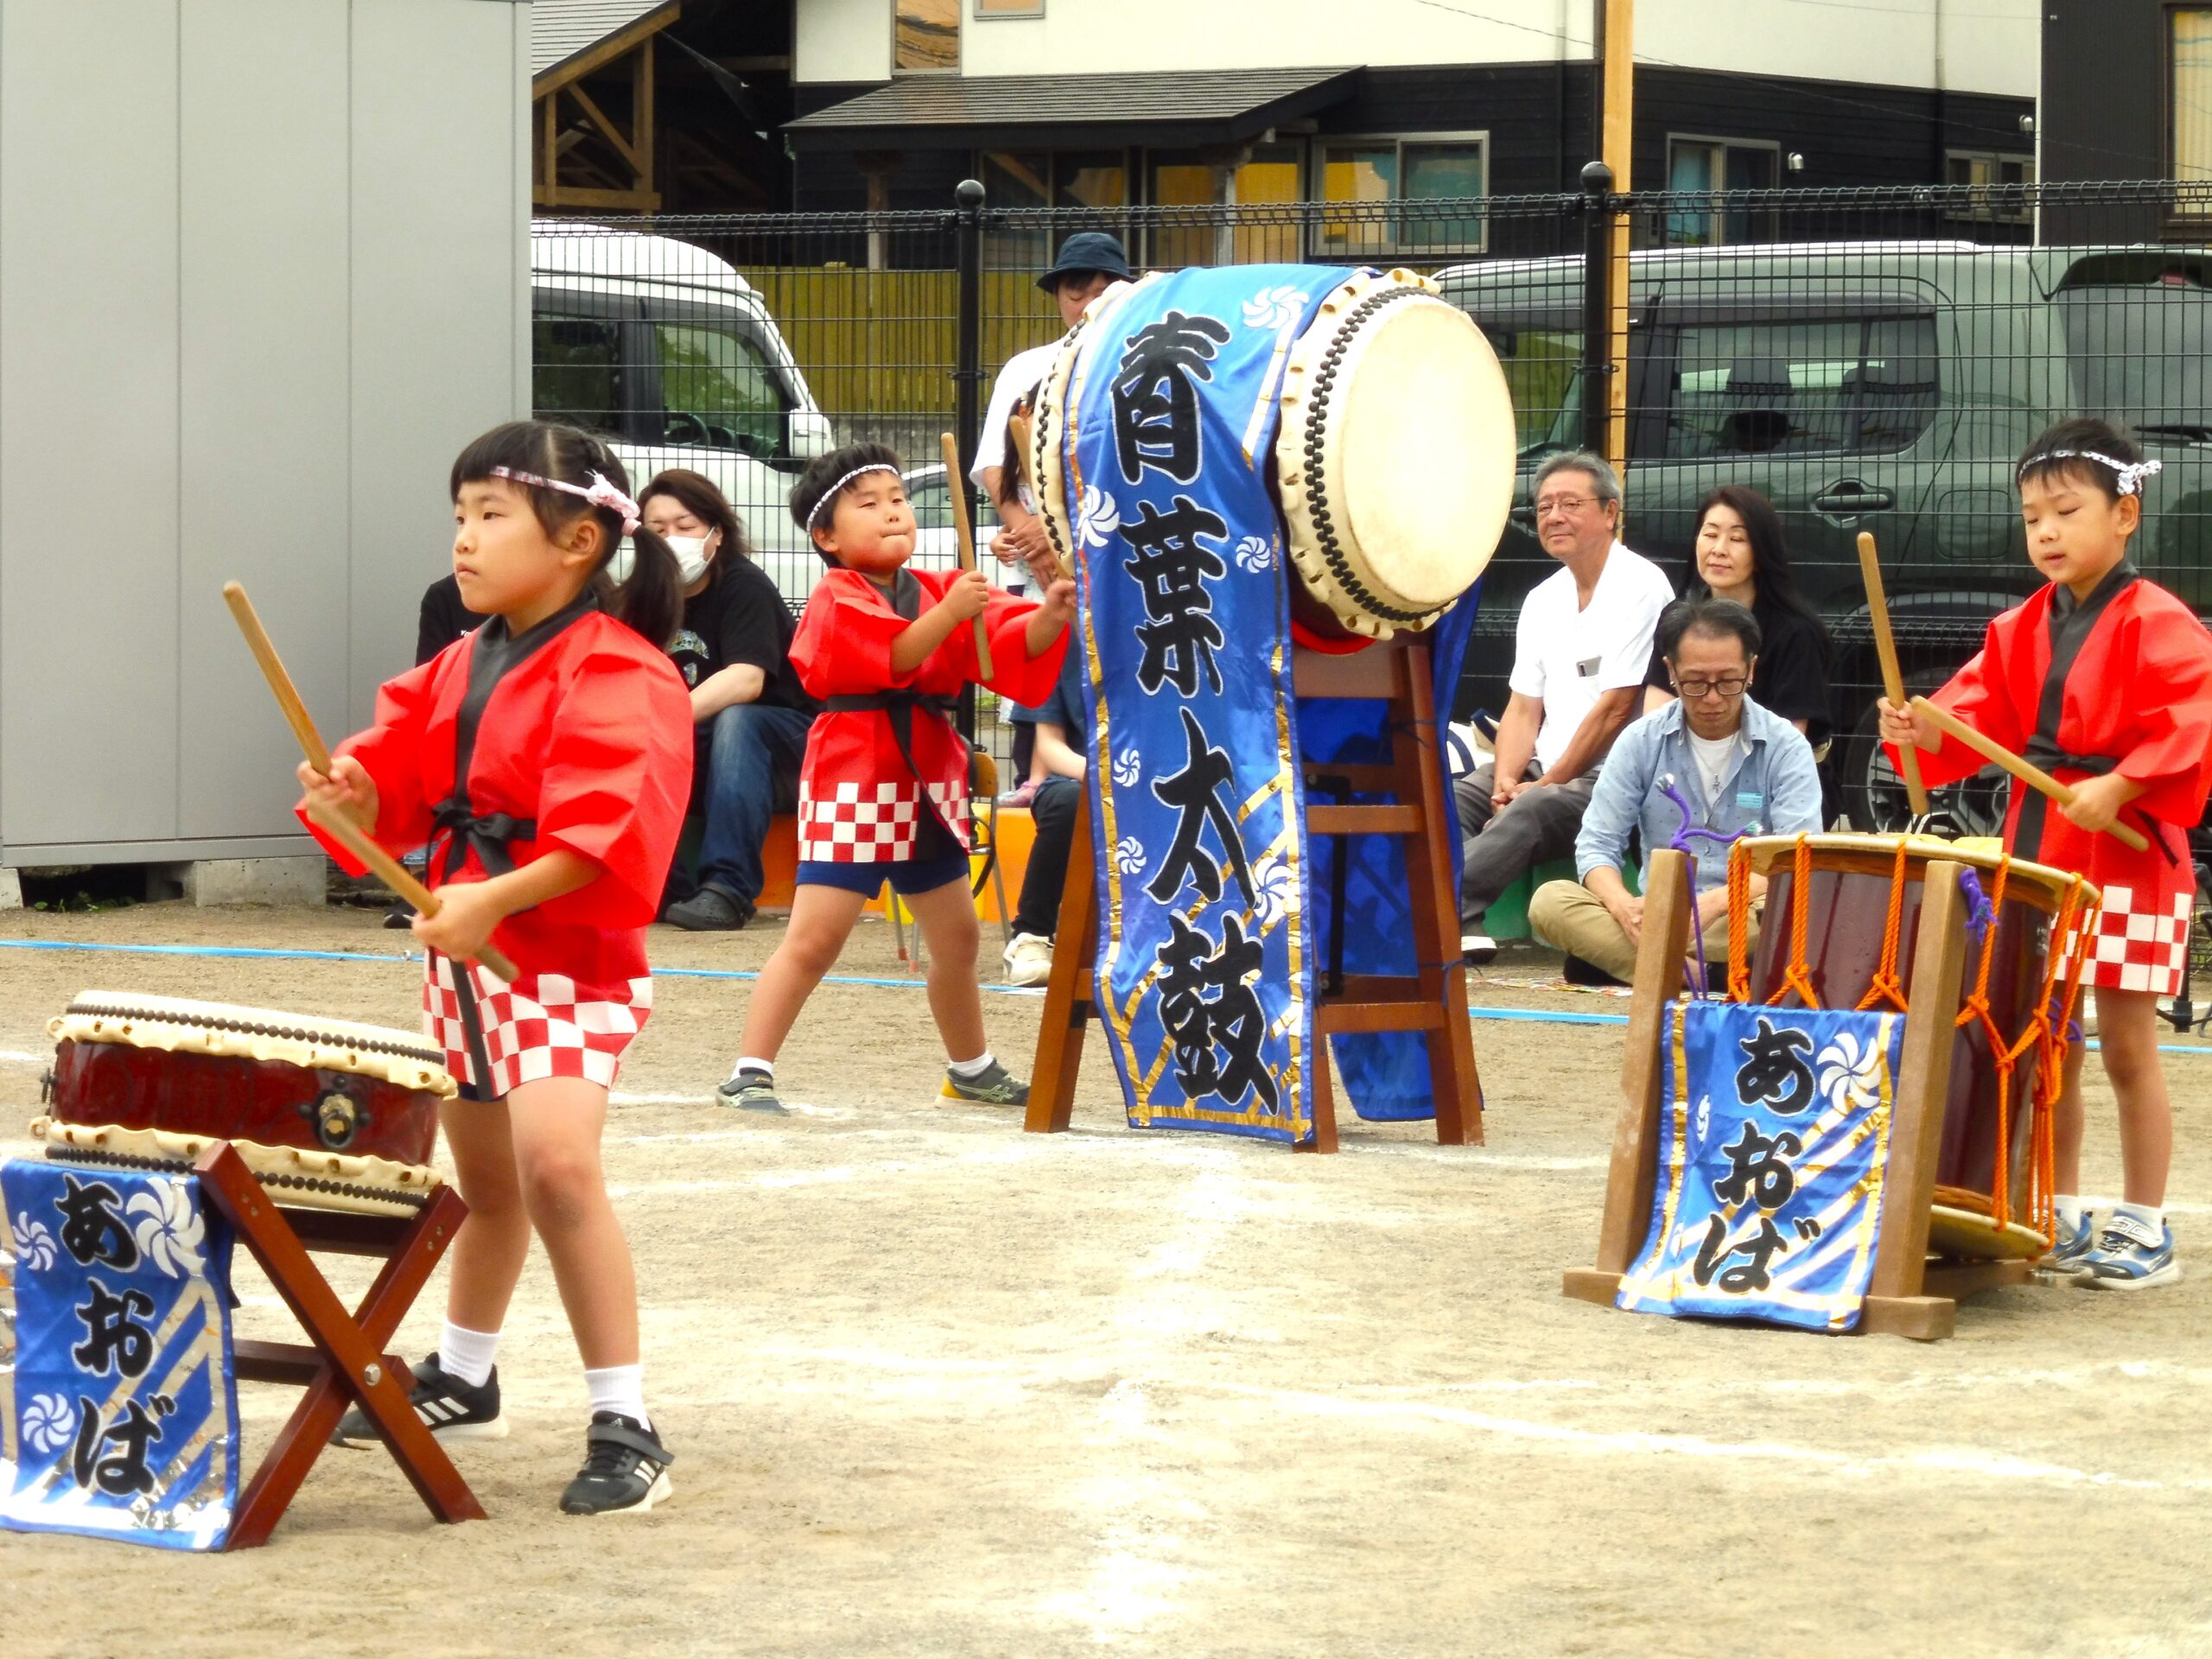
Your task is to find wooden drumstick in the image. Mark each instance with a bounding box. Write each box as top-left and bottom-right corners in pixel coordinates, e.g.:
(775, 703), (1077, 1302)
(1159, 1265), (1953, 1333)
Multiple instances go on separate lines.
(305, 800), (521, 982)
(938, 431), (995, 681)
(223, 582), (334, 774)
(226, 579), (521, 981)
(1856, 532), (1928, 817)
(1910, 696), (2151, 853)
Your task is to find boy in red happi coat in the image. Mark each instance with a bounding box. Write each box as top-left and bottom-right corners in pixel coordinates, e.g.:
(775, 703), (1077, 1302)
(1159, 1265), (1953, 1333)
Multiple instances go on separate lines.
(1883, 417), (2212, 1290)
(718, 443), (1076, 1114)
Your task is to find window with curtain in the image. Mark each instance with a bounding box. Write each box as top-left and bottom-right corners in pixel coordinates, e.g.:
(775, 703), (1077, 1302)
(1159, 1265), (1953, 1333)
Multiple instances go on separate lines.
(1944, 151), (2035, 225)
(1663, 137), (1779, 246)
(2175, 9), (2212, 183)
(895, 0), (958, 72)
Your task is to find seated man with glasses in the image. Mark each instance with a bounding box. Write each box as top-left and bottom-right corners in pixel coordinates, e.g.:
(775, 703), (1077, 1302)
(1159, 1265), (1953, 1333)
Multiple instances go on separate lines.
(1528, 598), (1822, 985)
(1455, 451), (1675, 963)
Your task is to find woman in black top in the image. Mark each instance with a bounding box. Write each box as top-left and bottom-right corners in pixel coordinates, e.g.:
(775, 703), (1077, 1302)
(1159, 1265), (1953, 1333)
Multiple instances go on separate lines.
(643, 468), (818, 931)
(1644, 485), (1834, 744)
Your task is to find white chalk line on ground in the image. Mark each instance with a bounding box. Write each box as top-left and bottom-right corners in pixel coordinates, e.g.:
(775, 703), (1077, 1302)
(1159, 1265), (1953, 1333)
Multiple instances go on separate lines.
(1184, 1379), (2208, 1492)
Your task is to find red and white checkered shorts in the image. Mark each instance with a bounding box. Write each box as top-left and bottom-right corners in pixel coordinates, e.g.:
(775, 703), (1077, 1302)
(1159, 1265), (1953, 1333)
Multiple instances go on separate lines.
(2057, 882), (2195, 997)
(424, 956), (652, 1099)
(798, 779), (969, 863)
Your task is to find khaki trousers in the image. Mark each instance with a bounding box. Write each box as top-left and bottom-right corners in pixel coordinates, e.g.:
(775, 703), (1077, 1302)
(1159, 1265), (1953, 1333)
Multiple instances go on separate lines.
(1527, 879), (1764, 985)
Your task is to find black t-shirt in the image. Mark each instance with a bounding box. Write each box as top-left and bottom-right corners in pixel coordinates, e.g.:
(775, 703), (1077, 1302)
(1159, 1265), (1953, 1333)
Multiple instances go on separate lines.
(417, 575), (486, 664)
(1646, 588), (1834, 741)
(669, 556), (817, 715)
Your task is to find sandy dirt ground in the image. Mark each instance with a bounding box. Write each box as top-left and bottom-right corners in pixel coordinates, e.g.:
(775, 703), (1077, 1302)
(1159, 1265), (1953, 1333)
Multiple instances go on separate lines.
(0, 899), (2209, 1658)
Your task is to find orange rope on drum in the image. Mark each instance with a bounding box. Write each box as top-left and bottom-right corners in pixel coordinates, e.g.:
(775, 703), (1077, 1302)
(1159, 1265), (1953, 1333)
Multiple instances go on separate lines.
(1774, 835), (1821, 1008)
(1726, 840), (1754, 1003)
(1855, 838), (1913, 1014)
(1954, 858), (2018, 1228)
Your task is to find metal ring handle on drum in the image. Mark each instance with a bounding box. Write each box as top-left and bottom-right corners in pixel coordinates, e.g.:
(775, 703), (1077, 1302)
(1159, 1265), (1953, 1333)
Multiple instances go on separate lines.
(1294, 284), (1446, 628)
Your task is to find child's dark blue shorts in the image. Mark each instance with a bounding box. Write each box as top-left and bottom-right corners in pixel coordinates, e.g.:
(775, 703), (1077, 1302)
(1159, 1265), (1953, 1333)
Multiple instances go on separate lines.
(796, 852), (970, 899)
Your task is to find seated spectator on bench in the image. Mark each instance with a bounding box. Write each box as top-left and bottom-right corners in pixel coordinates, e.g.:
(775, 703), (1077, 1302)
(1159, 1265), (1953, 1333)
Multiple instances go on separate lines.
(1456, 452), (1675, 963)
(1530, 599), (1822, 985)
(645, 468), (818, 931)
(1643, 486), (1834, 747)
(1001, 642), (1087, 987)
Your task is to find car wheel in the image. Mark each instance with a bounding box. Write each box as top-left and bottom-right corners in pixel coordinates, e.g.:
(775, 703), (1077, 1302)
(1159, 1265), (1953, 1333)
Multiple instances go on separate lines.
(1840, 671), (2010, 836)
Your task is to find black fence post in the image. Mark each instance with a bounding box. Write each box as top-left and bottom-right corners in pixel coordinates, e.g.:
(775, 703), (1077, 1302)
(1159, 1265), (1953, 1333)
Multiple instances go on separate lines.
(1578, 160), (1615, 460)
(953, 177), (986, 744)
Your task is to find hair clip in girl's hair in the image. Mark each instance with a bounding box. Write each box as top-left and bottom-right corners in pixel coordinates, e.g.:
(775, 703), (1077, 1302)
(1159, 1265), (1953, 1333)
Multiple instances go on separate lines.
(491, 465), (644, 533)
(2017, 448), (2165, 498)
(804, 463), (901, 531)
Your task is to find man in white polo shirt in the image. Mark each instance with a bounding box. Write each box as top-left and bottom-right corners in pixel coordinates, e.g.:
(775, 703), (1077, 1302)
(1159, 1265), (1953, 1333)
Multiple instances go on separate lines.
(1455, 451), (1674, 963)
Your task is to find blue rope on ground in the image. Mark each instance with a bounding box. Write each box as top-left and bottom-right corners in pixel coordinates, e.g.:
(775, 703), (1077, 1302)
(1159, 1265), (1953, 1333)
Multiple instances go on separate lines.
(0, 938), (2206, 1053)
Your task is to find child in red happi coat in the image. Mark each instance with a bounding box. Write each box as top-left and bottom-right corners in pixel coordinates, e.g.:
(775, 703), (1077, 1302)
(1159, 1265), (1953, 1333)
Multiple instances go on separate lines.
(1883, 417), (2212, 1290)
(718, 442), (1074, 1114)
(300, 421), (693, 1511)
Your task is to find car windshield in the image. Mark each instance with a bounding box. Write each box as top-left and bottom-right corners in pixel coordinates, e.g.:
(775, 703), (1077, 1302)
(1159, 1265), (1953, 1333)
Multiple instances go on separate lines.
(2058, 283), (2212, 438)
(654, 319), (795, 457)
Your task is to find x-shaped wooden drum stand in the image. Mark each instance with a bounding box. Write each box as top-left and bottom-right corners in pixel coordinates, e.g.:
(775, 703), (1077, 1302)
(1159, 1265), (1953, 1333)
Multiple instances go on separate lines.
(1025, 634), (1484, 1151)
(191, 1142), (483, 1547)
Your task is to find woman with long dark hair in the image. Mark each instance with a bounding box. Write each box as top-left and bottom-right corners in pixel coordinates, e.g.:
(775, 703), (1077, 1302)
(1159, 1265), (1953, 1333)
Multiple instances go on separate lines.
(1644, 484), (1834, 741)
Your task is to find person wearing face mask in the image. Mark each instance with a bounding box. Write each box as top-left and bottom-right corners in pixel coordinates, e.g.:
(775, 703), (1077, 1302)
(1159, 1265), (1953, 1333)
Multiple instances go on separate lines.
(643, 468), (819, 931)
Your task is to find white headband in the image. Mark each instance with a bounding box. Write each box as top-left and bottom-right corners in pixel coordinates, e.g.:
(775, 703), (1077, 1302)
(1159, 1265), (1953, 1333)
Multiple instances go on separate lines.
(805, 463), (900, 531)
(491, 465), (642, 533)
(2017, 449), (2164, 497)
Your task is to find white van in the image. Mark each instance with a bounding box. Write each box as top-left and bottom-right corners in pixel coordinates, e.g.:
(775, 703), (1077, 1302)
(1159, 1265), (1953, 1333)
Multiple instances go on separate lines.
(531, 224), (836, 605)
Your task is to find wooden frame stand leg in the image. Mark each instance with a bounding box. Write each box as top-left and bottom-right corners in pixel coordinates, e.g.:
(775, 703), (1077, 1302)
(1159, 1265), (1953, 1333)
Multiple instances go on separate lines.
(1025, 637), (1484, 1152)
(1563, 854), (1999, 1341)
(194, 1142), (485, 1548)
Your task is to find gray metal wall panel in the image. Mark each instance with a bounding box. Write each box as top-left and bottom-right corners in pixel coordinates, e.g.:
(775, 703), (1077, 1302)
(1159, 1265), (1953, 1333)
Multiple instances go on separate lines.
(0, 2), (182, 848)
(347, 0), (529, 732)
(178, 0), (353, 838)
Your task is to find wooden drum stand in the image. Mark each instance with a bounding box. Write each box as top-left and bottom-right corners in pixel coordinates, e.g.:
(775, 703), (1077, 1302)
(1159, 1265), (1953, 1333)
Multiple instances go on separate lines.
(1023, 634), (1483, 1152)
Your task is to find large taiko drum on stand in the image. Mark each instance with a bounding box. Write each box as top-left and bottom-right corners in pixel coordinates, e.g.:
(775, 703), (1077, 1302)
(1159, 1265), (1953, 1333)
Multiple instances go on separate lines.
(1733, 836), (2097, 1262)
(32, 990), (454, 1215)
(1027, 265), (1516, 642)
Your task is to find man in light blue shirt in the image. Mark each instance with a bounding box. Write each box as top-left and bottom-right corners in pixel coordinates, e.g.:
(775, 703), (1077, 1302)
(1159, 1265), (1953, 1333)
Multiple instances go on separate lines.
(1529, 598), (1823, 983)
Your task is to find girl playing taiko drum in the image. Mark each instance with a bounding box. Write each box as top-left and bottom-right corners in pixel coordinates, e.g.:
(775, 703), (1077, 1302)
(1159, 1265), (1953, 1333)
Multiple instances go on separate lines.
(1881, 416), (2212, 1289)
(298, 421), (694, 1512)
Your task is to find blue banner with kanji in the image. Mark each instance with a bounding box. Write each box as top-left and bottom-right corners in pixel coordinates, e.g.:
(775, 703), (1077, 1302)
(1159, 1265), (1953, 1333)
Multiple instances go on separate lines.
(1617, 1002), (1903, 1333)
(1068, 266), (1344, 1144)
(2, 1159), (238, 1548)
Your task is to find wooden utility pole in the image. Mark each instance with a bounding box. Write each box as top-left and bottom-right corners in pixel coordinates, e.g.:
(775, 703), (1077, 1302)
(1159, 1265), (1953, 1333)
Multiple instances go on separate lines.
(1599, 0), (1634, 474)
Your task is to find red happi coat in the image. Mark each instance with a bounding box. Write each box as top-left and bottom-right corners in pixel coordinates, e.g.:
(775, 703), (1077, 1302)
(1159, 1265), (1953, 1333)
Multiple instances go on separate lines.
(790, 566), (1066, 862)
(299, 597), (694, 993)
(1896, 569), (2212, 912)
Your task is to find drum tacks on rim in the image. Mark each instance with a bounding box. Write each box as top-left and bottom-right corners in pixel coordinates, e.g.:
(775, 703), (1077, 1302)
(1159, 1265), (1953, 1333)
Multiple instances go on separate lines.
(1027, 265), (1516, 641)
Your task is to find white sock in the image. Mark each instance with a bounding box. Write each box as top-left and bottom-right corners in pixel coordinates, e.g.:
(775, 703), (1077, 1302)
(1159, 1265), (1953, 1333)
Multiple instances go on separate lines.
(439, 1320), (501, 1389)
(585, 1363), (650, 1430)
(731, 1056), (774, 1081)
(2054, 1194), (2088, 1231)
(2114, 1200), (2164, 1231)
(947, 1052), (995, 1080)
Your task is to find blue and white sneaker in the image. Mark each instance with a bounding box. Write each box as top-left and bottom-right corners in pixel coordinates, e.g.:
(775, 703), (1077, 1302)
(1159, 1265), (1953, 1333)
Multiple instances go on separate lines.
(2077, 1211), (2181, 1292)
(2038, 1210), (2099, 1279)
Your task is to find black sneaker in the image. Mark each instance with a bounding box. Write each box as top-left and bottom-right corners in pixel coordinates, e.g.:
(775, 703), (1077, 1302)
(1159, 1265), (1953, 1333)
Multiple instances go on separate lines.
(559, 1413), (675, 1516)
(716, 1069), (787, 1114)
(331, 1356), (506, 1447)
(666, 886), (753, 931)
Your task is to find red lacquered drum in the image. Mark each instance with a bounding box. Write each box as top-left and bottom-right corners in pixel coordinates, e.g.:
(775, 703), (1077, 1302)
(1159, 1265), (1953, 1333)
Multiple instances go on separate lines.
(1738, 836), (2096, 1261)
(33, 990), (454, 1214)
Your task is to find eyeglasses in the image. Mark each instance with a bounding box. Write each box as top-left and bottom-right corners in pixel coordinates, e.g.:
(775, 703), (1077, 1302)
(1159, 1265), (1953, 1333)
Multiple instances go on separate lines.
(1672, 676), (1749, 699)
(1534, 494), (1602, 518)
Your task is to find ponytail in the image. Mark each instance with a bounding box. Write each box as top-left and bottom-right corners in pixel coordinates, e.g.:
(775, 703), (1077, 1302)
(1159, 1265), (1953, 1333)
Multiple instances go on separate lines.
(450, 419), (682, 648)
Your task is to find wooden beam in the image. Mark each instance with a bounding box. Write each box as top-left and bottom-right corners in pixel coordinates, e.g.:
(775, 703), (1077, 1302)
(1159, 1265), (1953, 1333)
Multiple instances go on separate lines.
(638, 33), (657, 200)
(540, 87), (556, 188)
(536, 183), (662, 212)
(531, 2), (680, 99)
(565, 79), (644, 175)
(1591, 846), (1691, 1277)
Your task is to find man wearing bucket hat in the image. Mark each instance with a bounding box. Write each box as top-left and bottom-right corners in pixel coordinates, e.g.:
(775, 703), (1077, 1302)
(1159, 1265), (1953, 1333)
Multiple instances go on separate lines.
(974, 232), (1133, 801)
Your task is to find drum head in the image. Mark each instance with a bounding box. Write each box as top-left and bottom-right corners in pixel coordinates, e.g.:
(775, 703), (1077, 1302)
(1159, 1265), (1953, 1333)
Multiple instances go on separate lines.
(48, 989), (457, 1097)
(1276, 269), (1516, 639)
(1030, 275), (1155, 582)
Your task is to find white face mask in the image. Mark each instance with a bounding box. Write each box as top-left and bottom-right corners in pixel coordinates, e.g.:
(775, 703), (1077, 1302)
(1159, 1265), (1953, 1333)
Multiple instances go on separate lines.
(665, 531), (717, 586)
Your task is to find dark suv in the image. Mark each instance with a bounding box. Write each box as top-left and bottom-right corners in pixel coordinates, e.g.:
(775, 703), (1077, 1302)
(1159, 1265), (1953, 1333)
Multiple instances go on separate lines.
(1435, 244), (2212, 832)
